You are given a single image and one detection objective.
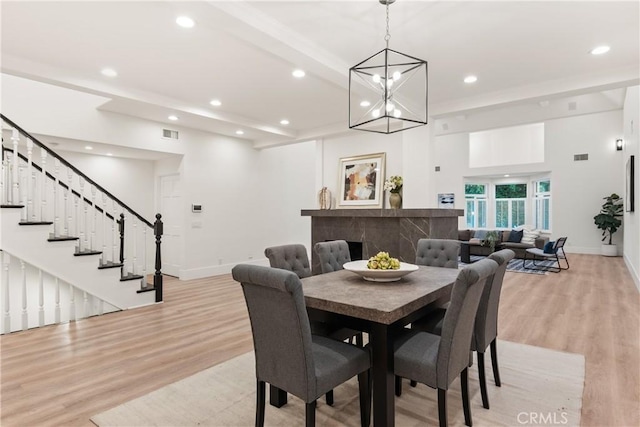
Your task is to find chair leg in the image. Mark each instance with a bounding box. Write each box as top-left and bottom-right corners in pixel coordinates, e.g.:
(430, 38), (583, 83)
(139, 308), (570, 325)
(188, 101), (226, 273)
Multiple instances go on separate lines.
(325, 390), (334, 406)
(461, 368), (472, 427)
(305, 400), (317, 427)
(356, 332), (364, 347)
(410, 380), (417, 387)
(490, 339), (501, 387)
(256, 380), (266, 427)
(358, 370), (371, 427)
(438, 388), (448, 427)
(477, 352), (490, 409)
(395, 375), (402, 397)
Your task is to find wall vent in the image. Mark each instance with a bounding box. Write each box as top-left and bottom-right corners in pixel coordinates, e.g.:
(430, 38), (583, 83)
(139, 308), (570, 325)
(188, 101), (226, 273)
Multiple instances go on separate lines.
(163, 129), (179, 139)
(574, 153), (588, 161)
(435, 166), (441, 172)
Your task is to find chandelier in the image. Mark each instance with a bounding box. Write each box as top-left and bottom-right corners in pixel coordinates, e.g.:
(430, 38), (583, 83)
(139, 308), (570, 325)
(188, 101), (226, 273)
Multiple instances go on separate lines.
(349, 0), (428, 134)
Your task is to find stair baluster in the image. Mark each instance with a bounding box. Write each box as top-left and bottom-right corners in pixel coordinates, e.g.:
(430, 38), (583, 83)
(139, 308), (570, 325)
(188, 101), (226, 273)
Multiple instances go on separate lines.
(38, 269), (45, 327)
(64, 168), (72, 236)
(18, 163), (26, 221)
(26, 138), (34, 221)
(3, 252), (11, 334)
(90, 185), (97, 251)
(101, 193), (107, 265)
(10, 129), (19, 204)
(141, 226), (147, 288)
(53, 158), (60, 237)
(132, 216), (138, 275)
(39, 147), (47, 222)
(78, 177), (85, 249)
(1, 154), (7, 205)
(111, 201), (118, 264)
(74, 192), (80, 252)
(20, 259), (27, 331)
(82, 178), (89, 250)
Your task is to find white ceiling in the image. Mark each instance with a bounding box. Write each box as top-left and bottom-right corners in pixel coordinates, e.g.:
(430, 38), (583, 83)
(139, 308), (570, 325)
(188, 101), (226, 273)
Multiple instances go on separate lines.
(2, 1), (639, 147)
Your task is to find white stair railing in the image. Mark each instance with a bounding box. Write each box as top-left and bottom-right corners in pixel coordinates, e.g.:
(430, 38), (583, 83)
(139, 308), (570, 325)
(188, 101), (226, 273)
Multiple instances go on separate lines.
(0, 250), (119, 334)
(1, 115), (164, 304)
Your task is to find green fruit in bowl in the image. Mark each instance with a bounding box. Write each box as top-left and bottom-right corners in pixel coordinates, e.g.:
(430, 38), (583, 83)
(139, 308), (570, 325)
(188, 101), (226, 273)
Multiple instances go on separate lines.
(367, 251), (400, 270)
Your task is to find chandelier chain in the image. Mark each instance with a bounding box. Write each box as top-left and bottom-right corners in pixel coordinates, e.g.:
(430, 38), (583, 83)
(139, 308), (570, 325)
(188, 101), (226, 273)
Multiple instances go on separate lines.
(384, 1), (391, 47)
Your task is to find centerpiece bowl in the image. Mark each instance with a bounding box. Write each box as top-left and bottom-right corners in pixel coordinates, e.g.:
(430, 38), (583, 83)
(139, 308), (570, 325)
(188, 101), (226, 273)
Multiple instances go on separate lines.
(343, 260), (419, 282)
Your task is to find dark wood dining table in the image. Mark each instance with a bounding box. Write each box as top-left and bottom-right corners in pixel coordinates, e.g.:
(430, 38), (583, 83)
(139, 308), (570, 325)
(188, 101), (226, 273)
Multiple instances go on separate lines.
(298, 265), (460, 427)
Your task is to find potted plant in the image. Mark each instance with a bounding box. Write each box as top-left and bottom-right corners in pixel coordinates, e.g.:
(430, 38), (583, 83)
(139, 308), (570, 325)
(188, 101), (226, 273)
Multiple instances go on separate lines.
(482, 230), (501, 253)
(593, 193), (623, 256)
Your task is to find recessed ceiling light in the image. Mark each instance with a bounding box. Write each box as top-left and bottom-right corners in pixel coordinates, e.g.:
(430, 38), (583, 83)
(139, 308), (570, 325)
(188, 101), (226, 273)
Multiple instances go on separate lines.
(85, 146), (93, 150)
(504, 174), (510, 177)
(590, 45), (610, 55)
(176, 16), (195, 28)
(292, 69), (306, 78)
(360, 101), (371, 107)
(168, 115), (178, 121)
(101, 68), (118, 78)
(280, 119), (290, 125)
(235, 130), (244, 135)
(210, 99), (222, 107)
(106, 153), (113, 157)
(463, 75), (478, 84)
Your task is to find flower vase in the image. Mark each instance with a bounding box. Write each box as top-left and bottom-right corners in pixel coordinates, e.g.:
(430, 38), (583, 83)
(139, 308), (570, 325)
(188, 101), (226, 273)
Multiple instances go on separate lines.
(389, 192), (402, 209)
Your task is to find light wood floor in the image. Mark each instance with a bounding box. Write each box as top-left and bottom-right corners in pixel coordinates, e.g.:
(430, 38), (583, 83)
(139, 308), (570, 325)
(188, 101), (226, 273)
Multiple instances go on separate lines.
(1, 254), (638, 426)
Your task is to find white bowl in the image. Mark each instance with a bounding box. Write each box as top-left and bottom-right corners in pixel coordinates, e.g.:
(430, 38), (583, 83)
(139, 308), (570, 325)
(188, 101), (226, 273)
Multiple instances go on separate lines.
(343, 260), (419, 282)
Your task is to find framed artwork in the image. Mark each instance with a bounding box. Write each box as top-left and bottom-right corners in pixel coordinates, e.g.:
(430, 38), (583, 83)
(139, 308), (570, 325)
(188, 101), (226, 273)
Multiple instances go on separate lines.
(438, 193), (455, 208)
(337, 152), (386, 208)
(626, 155), (635, 212)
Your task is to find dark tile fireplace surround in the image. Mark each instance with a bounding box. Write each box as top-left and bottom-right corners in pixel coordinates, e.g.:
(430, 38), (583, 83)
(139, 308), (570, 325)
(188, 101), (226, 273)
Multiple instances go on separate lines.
(301, 208), (463, 275)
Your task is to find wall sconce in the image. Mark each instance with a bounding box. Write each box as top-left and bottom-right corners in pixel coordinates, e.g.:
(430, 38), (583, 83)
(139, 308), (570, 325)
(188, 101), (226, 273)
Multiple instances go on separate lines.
(616, 139), (623, 151)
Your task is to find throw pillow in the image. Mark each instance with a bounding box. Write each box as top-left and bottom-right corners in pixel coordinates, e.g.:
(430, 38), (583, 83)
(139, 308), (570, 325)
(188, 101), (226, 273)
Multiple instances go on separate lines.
(543, 241), (556, 254)
(521, 228), (540, 245)
(508, 229), (524, 243)
(459, 229), (472, 241)
(474, 229), (488, 240)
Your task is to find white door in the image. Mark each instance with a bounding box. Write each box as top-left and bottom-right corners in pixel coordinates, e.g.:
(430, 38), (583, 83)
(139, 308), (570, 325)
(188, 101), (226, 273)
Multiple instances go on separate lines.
(159, 174), (182, 277)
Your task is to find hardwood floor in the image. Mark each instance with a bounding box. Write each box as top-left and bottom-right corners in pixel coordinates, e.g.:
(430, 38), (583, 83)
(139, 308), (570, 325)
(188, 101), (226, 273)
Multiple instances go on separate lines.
(1, 254), (638, 426)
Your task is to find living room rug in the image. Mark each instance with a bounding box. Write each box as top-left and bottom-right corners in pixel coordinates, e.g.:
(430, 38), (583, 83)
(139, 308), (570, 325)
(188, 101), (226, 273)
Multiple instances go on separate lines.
(461, 256), (556, 275)
(91, 340), (584, 427)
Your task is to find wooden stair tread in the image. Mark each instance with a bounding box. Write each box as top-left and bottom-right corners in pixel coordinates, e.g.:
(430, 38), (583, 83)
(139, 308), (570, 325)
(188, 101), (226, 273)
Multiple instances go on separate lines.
(74, 249), (102, 257)
(120, 273), (144, 282)
(98, 261), (124, 270)
(19, 221), (54, 225)
(1, 204), (24, 208)
(137, 284), (155, 294)
(47, 235), (79, 242)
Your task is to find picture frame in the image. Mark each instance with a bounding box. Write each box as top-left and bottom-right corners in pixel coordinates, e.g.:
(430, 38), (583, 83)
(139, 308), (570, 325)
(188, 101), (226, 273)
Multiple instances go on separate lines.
(337, 152), (386, 208)
(626, 155), (635, 212)
(438, 193), (455, 208)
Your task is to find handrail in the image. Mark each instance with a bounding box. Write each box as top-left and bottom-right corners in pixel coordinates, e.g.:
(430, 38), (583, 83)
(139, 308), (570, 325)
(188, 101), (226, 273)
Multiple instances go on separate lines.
(2, 147), (116, 221)
(1, 114), (153, 228)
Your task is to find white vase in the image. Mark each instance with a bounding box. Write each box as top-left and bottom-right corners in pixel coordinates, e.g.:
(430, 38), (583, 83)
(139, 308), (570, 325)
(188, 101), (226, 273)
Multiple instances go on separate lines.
(601, 244), (618, 257)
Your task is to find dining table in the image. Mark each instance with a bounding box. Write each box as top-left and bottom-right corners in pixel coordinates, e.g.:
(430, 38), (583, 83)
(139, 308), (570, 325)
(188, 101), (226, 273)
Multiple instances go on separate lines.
(295, 265), (460, 427)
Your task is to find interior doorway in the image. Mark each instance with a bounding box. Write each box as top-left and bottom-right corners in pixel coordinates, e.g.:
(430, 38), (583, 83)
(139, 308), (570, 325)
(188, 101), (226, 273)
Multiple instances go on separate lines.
(159, 174), (182, 277)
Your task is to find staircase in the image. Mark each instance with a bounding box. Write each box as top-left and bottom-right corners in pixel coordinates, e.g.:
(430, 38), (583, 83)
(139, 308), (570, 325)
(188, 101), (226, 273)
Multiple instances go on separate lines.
(0, 114), (163, 334)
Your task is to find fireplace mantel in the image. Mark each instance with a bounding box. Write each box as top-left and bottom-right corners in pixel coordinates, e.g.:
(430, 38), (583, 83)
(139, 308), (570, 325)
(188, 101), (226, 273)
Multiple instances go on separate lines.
(302, 208), (463, 274)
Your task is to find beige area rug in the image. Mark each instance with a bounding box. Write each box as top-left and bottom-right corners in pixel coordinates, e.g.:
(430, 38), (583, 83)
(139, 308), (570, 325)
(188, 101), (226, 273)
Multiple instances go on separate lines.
(92, 340), (584, 427)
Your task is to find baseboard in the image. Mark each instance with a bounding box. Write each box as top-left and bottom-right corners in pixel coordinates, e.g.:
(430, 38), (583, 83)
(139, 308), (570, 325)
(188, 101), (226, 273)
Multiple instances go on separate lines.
(564, 246), (604, 255)
(179, 258), (270, 280)
(623, 253), (640, 292)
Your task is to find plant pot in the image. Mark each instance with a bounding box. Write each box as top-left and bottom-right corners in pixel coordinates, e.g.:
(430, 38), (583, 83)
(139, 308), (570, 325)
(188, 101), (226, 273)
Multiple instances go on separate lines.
(601, 244), (618, 257)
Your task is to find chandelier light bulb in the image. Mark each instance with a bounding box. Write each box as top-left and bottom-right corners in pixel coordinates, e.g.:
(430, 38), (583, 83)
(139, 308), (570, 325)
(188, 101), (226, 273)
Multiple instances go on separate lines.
(372, 109), (380, 118)
(360, 100), (371, 107)
(386, 79), (394, 88)
(393, 71), (402, 81)
(385, 102), (395, 112)
(372, 74), (381, 83)
(393, 109), (402, 118)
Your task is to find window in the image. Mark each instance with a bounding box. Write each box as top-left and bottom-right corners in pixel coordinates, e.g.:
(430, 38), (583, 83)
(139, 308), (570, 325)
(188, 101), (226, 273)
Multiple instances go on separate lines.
(534, 180), (551, 231)
(465, 184), (487, 228)
(495, 184), (527, 229)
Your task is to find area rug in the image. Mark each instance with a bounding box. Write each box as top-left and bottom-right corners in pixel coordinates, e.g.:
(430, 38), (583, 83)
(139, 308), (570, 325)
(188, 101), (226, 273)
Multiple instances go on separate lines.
(461, 256), (556, 275)
(91, 340), (584, 427)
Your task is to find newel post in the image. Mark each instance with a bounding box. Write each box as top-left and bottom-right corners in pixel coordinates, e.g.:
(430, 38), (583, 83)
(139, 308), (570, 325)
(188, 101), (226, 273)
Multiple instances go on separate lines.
(118, 213), (125, 272)
(153, 213), (163, 303)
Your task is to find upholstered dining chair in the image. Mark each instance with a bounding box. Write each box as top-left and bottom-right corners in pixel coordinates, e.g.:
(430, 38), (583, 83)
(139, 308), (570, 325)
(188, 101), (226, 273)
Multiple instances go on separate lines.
(314, 240), (352, 273)
(231, 264), (372, 427)
(523, 236), (569, 272)
(313, 240), (364, 348)
(264, 244), (312, 279)
(264, 243), (360, 405)
(393, 258), (498, 427)
(407, 249), (515, 410)
(415, 238), (460, 269)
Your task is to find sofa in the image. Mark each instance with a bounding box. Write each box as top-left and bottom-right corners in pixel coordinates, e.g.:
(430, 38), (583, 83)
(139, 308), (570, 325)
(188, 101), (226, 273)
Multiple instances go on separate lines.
(458, 229), (549, 260)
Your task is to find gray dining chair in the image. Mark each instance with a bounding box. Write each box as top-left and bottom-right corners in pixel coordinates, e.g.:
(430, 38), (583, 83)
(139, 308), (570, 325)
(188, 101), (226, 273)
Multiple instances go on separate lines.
(264, 244), (312, 278)
(231, 264), (371, 427)
(314, 240), (352, 273)
(264, 243), (358, 406)
(408, 249), (515, 410)
(415, 238), (460, 269)
(393, 258), (498, 427)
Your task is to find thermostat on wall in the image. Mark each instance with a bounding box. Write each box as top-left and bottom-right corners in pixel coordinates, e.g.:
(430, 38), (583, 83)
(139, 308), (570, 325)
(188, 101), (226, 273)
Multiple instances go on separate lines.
(192, 204), (202, 213)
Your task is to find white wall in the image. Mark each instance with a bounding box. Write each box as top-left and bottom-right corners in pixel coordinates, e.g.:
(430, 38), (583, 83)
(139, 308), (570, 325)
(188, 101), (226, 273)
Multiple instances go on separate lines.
(428, 110), (624, 254)
(623, 86), (640, 289)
